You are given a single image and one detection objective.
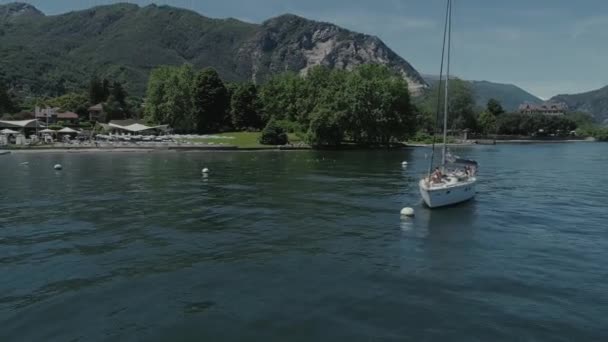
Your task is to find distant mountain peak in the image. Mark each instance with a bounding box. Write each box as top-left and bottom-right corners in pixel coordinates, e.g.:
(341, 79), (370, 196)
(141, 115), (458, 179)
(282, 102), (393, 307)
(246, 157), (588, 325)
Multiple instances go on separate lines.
(255, 12), (428, 93)
(267, 13), (306, 21)
(0, 2), (44, 20)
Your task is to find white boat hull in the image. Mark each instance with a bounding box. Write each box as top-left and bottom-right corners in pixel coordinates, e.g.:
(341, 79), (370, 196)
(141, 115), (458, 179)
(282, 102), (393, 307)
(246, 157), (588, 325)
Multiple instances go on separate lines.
(419, 177), (476, 208)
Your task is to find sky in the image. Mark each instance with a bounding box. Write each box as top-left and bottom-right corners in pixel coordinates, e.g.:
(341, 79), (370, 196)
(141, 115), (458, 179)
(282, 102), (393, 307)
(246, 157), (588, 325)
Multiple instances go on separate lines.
(4, 0), (608, 99)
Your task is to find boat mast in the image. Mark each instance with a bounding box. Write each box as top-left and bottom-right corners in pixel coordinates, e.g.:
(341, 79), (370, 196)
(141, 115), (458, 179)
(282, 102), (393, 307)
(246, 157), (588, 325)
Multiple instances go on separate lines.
(427, 0), (452, 177)
(441, 0), (452, 168)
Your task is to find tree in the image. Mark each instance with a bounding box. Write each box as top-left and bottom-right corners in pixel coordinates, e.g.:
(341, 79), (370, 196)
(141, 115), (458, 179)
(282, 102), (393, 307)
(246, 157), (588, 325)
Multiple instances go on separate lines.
(259, 119), (288, 145)
(345, 64), (414, 144)
(126, 96), (144, 119)
(47, 92), (89, 116)
(306, 106), (344, 146)
(477, 111), (497, 135)
(102, 79), (111, 102)
(89, 76), (105, 105)
(104, 95), (125, 122)
(230, 83), (262, 130)
(0, 82), (15, 114)
(497, 113), (577, 136)
(192, 68), (230, 133)
(487, 98), (505, 116)
(416, 79), (476, 133)
(259, 72), (307, 123)
(448, 79), (477, 131)
(145, 65), (196, 131)
(111, 81), (127, 108)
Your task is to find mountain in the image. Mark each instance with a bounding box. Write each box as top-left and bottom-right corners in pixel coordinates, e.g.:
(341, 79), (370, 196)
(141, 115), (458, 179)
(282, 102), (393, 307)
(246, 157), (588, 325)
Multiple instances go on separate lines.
(0, 3), (43, 21)
(0, 3), (427, 98)
(551, 86), (608, 123)
(422, 75), (543, 111)
(468, 81), (543, 112)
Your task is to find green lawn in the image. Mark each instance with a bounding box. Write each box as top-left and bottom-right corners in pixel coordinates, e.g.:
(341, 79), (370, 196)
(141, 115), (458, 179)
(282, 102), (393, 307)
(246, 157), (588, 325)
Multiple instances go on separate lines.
(177, 132), (304, 148)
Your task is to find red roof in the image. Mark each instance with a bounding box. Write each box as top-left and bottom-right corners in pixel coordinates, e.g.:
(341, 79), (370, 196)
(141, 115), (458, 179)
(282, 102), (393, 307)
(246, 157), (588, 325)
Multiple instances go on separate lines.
(57, 112), (79, 119)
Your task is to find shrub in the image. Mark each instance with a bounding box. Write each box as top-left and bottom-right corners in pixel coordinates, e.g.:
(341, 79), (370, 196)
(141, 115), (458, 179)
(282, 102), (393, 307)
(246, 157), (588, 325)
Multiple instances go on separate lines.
(79, 121), (92, 129)
(259, 120), (288, 145)
(410, 131), (434, 144)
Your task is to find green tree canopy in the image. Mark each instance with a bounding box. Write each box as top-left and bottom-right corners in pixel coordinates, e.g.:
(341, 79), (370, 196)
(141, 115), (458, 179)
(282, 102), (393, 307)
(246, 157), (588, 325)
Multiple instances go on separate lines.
(144, 65), (196, 131)
(47, 92), (89, 116)
(258, 64), (414, 146)
(104, 95), (125, 122)
(111, 81), (127, 108)
(345, 64), (414, 144)
(102, 79), (111, 102)
(417, 78), (477, 132)
(192, 68), (230, 133)
(477, 110), (497, 135)
(230, 83), (262, 130)
(307, 106), (344, 146)
(497, 113), (577, 136)
(259, 72), (308, 123)
(487, 98), (505, 116)
(448, 79), (477, 131)
(0, 82), (15, 115)
(89, 76), (106, 105)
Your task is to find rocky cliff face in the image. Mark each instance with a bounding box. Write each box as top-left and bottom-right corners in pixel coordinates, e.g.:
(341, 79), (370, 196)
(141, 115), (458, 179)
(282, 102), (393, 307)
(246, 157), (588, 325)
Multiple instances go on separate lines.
(240, 14), (427, 94)
(0, 3), (427, 96)
(0, 3), (43, 21)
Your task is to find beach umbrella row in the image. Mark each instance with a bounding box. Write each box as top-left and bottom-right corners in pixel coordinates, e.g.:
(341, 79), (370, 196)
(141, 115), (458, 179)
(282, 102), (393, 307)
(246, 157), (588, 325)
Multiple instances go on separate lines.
(0, 128), (19, 135)
(39, 128), (81, 134)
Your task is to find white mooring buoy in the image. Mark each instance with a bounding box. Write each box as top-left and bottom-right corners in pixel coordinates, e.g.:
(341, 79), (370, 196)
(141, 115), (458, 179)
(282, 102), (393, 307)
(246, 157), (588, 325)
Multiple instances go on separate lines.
(201, 168), (210, 174)
(54, 164), (63, 170)
(400, 207), (415, 218)
(402, 161), (408, 167)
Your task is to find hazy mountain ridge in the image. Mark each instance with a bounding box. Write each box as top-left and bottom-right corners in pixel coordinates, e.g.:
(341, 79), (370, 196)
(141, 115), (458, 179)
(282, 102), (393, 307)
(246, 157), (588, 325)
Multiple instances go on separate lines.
(422, 75), (543, 112)
(424, 74), (608, 122)
(0, 2), (427, 97)
(551, 86), (608, 123)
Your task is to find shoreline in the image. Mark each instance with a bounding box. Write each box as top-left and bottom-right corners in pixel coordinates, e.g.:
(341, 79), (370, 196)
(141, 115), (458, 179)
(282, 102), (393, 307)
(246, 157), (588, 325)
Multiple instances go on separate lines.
(1, 139), (598, 154)
(2, 145), (311, 154)
(406, 139), (595, 147)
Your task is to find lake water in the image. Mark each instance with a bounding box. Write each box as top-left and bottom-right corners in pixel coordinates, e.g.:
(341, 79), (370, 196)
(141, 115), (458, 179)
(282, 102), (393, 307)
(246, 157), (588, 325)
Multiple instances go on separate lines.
(1, 144), (607, 341)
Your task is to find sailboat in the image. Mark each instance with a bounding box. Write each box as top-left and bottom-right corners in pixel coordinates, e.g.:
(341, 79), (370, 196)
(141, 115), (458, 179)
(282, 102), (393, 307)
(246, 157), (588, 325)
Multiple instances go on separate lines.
(419, 0), (478, 208)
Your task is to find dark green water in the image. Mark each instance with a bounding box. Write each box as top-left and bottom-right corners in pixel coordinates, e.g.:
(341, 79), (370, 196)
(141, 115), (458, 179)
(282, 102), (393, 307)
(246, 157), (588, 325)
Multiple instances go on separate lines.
(1, 144), (607, 341)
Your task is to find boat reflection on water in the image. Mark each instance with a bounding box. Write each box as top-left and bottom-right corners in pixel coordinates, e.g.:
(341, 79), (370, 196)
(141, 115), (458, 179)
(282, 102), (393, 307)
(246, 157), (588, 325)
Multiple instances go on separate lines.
(400, 200), (478, 240)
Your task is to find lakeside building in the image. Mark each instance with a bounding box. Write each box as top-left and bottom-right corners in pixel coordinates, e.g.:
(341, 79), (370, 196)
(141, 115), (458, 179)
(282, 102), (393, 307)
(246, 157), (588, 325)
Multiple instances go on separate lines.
(0, 119), (44, 130)
(35, 106), (80, 124)
(518, 102), (568, 116)
(96, 119), (170, 135)
(88, 104), (105, 122)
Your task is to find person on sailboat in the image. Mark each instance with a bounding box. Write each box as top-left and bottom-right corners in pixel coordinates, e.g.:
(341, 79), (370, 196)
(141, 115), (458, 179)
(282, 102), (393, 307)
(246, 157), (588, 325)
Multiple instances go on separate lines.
(431, 167), (443, 184)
